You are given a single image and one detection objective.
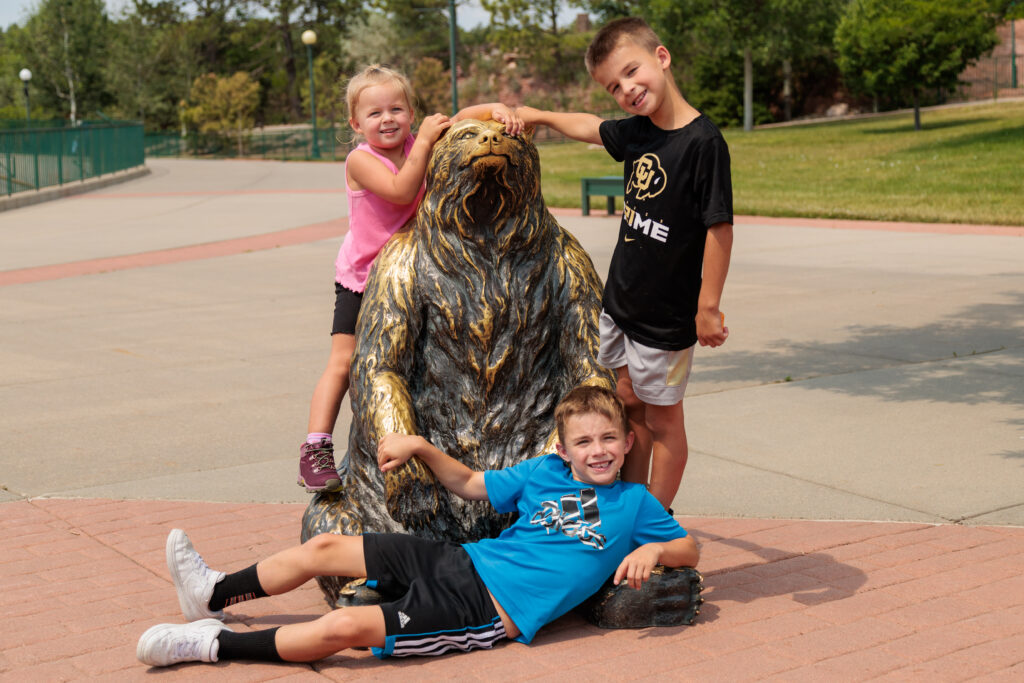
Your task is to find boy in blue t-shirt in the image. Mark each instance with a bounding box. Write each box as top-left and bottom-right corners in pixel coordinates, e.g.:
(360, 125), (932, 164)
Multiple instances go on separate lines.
(137, 386), (699, 667)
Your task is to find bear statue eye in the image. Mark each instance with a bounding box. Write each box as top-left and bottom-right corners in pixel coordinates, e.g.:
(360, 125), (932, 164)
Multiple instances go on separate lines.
(459, 129), (477, 140)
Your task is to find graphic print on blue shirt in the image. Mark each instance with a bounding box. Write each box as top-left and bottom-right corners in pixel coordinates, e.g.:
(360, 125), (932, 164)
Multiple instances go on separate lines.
(529, 487), (606, 549)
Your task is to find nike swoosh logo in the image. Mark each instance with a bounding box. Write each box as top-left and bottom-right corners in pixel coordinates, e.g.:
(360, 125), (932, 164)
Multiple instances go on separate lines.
(624, 236), (635, 242)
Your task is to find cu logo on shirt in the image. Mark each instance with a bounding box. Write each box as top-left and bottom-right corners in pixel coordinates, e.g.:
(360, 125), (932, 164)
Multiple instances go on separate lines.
(627, 153), (667, 200)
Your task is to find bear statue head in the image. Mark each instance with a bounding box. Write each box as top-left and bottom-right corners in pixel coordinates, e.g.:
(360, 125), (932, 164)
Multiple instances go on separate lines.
(420, 119), (542, 247)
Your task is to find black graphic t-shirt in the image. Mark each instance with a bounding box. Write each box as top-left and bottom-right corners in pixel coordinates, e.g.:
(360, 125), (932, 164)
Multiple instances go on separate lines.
(599, 114), (733, 349)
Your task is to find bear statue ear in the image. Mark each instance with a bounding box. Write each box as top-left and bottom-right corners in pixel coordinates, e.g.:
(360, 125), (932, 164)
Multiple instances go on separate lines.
(520, 124), (535, 144)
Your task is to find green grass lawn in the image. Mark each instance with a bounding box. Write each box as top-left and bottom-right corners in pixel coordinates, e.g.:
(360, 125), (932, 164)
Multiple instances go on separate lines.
(536, 101), (1024, 226)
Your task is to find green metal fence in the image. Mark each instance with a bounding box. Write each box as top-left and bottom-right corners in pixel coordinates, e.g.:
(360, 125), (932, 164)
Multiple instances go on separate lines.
(0, 121), (145, 197)
(145, 126), (350, 161)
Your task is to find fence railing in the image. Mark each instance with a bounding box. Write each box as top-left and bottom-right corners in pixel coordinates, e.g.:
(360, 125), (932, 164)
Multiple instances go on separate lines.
(145, 127), (351, 161)
(144, 112), (627, 161)
(957, 53), (1024, 100)
(0, 121), (145, 197)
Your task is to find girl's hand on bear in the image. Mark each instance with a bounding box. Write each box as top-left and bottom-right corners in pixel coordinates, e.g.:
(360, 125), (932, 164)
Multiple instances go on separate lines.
(418, 113), (452, 143)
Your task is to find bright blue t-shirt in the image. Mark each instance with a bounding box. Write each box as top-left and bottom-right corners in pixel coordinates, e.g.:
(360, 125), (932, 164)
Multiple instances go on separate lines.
(461, 453), (689, 643)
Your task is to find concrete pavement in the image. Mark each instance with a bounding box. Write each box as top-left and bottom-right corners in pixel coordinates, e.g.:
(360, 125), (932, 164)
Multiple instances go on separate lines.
(1, 158), (1022, 680)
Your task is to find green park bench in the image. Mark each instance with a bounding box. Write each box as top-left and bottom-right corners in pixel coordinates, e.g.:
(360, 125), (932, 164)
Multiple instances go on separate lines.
(581, 175), (623, 216)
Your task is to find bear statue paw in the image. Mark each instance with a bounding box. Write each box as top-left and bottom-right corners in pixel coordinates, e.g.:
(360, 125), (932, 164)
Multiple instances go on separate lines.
(574, 566), (704, 628)
(384, 464), (442, 530)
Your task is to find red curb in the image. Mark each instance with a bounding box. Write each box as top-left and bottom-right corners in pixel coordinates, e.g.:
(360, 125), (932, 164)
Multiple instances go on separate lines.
(3, 207), (1019, 289)
(732, 214), (1024, 237)
(0, 217), (348, 287)
(72, 188), (345, 199)
(555, 207), (1024, 237)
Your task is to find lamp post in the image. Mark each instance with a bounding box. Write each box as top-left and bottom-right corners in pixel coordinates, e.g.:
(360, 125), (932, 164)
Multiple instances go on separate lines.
(301, 29), (320, 159)
(448, 0), (458, 114)
(19, 68), (31, 122)
(1012, 9), (1018, 89)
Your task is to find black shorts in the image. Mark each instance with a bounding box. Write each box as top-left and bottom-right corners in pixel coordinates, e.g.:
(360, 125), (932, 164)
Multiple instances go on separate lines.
(362, 533), (506, 658)
(331, 282), (363, 335)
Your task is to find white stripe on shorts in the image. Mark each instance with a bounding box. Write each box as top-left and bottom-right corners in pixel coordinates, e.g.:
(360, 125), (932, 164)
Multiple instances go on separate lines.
(391, 618), (506, 657)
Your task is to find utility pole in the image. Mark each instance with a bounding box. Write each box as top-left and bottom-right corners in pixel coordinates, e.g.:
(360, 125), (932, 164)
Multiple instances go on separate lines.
(449, 0), (458, 114)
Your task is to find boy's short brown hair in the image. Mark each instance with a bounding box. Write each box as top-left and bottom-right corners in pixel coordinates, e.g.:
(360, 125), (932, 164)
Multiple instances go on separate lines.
(554, 385), (629, 445)
(585, 16), (663, 74)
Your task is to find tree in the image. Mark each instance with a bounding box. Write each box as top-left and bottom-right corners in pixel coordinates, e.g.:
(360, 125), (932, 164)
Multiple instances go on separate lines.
(371, 0), (450, 75)
(255, 0), (305, 120)
(412, 56), (450, 115)
(577, 0), (850, 125)
(769, 0), (847, 121)
(835, 0), (1003, 129)
(183, 71), (260, 154)
(299, 51), (345, 126)
(15, 0), (110, 124)
(481, 0), (591, 109)
(104, 1), (194, 129)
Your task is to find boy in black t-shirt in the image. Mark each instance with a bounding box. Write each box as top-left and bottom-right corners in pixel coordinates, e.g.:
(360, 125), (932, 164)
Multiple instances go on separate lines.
(517, 16), (734, 510)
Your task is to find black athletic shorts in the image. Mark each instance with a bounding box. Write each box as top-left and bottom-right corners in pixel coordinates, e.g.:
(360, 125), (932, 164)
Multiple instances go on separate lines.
(331, 282), (363, 335)
(362, 533), (506, 658)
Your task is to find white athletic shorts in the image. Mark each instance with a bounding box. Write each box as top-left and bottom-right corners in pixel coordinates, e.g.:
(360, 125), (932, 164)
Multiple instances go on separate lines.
(597, 310), (694, 406)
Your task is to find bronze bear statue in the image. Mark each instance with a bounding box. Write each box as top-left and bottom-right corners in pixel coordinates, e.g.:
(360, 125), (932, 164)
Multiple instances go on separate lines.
(301, 119), (613, 607)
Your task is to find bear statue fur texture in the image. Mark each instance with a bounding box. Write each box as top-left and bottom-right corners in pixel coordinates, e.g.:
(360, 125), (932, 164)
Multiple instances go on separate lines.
(301, 119), (613, 607)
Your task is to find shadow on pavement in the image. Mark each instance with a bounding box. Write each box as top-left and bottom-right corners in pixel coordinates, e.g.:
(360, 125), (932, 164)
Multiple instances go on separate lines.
(695, 531), (867, 625)
(696, 289), (1024, 409)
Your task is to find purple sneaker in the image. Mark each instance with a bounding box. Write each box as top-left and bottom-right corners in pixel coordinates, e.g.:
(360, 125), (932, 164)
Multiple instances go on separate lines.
(298, 438), (341, 492)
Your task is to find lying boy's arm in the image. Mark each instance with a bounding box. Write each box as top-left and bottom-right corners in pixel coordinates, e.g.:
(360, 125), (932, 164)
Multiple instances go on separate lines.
(377, 433), (489, 501)
(516, 106), (604, 145)
(613, 535), (700, 590)
(696, 221), (733, 348)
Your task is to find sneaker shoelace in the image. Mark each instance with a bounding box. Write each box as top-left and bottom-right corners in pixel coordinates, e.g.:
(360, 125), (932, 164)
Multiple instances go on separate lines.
(190, 547), (214, 580)
(172, 632), (209, 661)
(308, 444), (334, 473)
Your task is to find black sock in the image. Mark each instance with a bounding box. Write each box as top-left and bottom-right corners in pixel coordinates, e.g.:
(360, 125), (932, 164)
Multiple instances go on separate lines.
(209, 563), (268, 611)
(216, 627), (283, 662)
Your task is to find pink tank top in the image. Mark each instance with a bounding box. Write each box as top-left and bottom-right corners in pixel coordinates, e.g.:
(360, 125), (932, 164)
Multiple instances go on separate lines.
(335, 135), (425, 291)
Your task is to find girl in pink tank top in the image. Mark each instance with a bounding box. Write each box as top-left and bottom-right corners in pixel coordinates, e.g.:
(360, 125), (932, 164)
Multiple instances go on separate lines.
(298, 64), (524, 492)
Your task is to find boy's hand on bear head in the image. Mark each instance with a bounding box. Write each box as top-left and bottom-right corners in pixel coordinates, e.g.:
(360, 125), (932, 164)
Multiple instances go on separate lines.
(490, 104), (525, 136)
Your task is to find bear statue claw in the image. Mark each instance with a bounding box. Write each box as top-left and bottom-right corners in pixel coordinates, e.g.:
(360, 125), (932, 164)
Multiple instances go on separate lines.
(384, 462), (441, 527)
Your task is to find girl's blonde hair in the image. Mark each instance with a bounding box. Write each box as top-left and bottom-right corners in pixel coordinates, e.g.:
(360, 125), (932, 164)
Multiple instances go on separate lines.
(345, 64), (416, 122)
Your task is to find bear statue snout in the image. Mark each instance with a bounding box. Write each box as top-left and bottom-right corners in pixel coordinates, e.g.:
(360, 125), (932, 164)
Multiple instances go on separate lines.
(479, 129), (500, 143)
(476, 128), (505, 152)
(469, 129), (509, 170)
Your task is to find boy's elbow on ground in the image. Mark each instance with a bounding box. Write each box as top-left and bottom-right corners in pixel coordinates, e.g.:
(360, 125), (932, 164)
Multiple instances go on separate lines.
(664, 536), (700, 568)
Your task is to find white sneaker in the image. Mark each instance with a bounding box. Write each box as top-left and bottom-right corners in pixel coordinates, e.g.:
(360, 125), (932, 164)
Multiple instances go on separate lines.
(136, 619), (231, 666)
(166, 529), (225, 621)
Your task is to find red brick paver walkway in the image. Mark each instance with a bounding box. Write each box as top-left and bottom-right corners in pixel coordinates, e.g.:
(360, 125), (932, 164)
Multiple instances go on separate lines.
(2, 499), (1021, 681)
